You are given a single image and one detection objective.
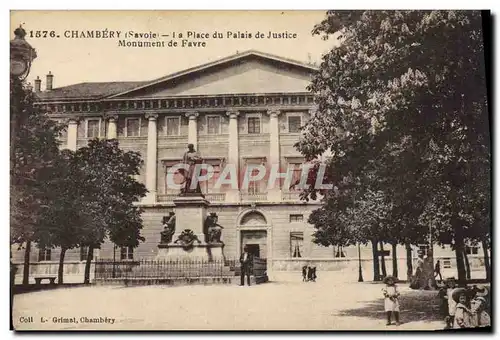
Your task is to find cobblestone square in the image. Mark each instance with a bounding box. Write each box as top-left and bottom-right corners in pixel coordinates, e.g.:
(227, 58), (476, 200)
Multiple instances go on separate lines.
(13, 273), (444, 331)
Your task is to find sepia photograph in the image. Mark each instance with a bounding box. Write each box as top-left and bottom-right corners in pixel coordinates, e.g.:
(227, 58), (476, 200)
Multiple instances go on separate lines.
(9, 9), (492, 331)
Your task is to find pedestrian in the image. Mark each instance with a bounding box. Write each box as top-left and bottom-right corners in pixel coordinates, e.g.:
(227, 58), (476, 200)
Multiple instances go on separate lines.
(307, 266), (317, 282)
(239, 245), (253, 286)
(453, 288), (472, 329)
(444, 277), (458, 328)
(470, 296), (491, 328)
(302, 265), (308, 282)
(434, 260), (443, 283)
(382, 276), (400, 326)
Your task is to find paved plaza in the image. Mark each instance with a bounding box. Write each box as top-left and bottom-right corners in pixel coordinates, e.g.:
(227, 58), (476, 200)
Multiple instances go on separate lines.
(13, 273), (445, 331)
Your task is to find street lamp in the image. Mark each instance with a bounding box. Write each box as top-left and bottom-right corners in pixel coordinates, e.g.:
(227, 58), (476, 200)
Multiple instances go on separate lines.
(10, 26), (37, 81)
(358, 242), (364, 282)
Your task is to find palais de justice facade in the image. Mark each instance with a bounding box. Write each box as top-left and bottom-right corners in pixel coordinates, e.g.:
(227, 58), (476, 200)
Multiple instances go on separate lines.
(13, 50), (485, 283)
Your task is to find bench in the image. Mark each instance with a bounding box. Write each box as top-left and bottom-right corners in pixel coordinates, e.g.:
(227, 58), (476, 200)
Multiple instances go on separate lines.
(34, 276), (57, 285)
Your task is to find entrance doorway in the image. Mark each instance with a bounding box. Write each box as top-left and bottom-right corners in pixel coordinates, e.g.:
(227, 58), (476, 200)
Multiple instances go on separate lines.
(245, 244), (260, 258)
(240, 230), (267, 259)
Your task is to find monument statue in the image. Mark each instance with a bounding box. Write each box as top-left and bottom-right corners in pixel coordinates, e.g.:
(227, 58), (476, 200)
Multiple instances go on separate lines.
(180, 143), (203, 196)
(160, 212), (176, 244)
(204, 212), (224, 244)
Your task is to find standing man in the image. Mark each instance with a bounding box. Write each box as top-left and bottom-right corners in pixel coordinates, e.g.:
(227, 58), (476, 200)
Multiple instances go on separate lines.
(434, 259), (443, 283)
(239, 245), (253, 286)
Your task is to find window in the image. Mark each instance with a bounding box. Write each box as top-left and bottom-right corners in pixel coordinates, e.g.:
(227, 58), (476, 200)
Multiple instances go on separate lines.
(288, 163), (303, 191)
(418, 244), (430, 257)
(248, 167), (261, 194)
(290, 232), (304, 258)
(443, 258), (452, 269)
(164, 164), (184, 194)
(205, 163), (221, 193)
(38, 247), (51, 261)
(288, 115), (302, 133)
(80, 246), (89, 261)
(86, 119), (100, 138)
(165, 117), (180, 136)
(247, 117), (261, 134)
(207, 116), (221, 135)
(335, 245), (346, 258)
(465, 246), (479, 255)
(126, 118), (140, 137)
(120, 246), (134, 260)
(290, 214), (304, 222)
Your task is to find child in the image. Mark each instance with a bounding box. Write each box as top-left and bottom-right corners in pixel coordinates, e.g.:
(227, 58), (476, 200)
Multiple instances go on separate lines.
(453, 288), (472, 329)
(470, 296), (491, 328)
(444, 277), (458, 328)
(382, 276), (400, 326)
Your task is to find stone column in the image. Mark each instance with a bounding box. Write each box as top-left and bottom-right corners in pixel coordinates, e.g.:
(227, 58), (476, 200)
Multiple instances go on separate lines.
(185, 111), (199, 150)
(267, 109), (282, 202)
(106, 114), (118, 139)
(226, 110), (240, 203)
(144, 112), (158, 203)
(66, 118), (78, 151)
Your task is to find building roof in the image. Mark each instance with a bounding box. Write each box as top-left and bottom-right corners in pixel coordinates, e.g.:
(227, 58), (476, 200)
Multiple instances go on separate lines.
(36, 50), (318, 102)
(36, 81), (148, 101)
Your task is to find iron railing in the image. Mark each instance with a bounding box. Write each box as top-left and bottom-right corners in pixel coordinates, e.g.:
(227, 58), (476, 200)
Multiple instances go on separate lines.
(94, 258), (238, 280)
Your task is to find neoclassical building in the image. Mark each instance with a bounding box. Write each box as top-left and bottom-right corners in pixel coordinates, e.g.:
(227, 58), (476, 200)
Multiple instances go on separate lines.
(12, 50), (486, 282)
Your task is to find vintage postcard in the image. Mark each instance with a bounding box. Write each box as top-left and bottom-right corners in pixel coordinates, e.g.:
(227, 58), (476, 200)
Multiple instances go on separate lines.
(10, 10), (491, 331)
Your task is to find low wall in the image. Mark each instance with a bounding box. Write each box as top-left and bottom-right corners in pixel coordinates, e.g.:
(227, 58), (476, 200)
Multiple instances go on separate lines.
(271, 256), (488, 281)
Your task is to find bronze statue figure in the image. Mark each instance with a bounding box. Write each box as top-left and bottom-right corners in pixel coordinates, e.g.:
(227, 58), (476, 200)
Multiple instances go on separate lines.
(160, 212), (176, 244)
(204, 212), (224, 244)
(180, 143), (204, 196)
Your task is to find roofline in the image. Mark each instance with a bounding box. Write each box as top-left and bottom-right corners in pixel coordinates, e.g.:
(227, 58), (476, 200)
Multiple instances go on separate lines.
(107, 50), (318, 99)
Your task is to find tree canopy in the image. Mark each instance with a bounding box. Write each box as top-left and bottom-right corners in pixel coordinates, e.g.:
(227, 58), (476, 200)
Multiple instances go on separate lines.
(296, 10), (490, 282)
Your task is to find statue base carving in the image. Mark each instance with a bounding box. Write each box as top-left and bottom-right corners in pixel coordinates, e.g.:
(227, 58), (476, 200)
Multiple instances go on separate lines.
(156, 242), (225, 262)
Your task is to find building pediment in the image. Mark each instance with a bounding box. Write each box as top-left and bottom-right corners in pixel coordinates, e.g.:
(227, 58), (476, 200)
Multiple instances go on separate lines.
(110, 51), (316, 99)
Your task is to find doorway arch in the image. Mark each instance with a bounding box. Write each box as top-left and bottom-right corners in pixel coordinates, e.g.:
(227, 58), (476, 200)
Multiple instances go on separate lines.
(236, 209), (272, 265)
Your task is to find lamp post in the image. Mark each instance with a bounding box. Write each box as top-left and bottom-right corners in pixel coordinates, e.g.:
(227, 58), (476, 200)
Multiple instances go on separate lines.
(10, 25), (37, 172)
(358, 242), (364, 282)
(10, 26), (37, 81)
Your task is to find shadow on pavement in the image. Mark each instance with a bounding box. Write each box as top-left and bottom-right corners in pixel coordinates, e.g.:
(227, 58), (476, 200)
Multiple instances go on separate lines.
(336, 290), (444, 325)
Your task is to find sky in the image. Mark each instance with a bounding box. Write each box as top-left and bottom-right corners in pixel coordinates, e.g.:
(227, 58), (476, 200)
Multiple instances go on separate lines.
(10, 10), (338, 89)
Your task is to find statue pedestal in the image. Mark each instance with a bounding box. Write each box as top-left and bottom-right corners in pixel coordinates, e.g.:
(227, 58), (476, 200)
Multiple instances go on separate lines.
(207, 243), (225, 262)
(156, 194), (226, 262)
(171, 195), (209, 243)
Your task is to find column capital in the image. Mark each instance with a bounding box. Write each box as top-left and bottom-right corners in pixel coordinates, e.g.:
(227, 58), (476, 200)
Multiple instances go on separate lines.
(185, 111), (199, 120)
(226, 110), (240, 119)
(65, 116), (80, 124)
(145, 112), (159, 121)
(267, 109), (281, 117)
(104, 113), (119, 122)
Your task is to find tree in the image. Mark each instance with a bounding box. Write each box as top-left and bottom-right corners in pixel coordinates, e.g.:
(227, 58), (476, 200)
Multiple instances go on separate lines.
(74, 139), (147, 284)
(10, 77), (64, 286)
(296, 11), (490, 283)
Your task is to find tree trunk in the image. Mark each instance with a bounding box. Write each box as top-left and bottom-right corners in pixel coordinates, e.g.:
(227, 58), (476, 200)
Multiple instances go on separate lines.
(391, 243), (398, 278)
(481, 239), (490, 281)
(58, 247), (67, 285)
(22, 240), (31, 287)
(405, 243), (413, 281)
(454, 227), (467, 284)
(463, 250), (471, 280)
(379, 241), (387, 278)
(83, 245), (94, 284)
(371, 239), (380, 281)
